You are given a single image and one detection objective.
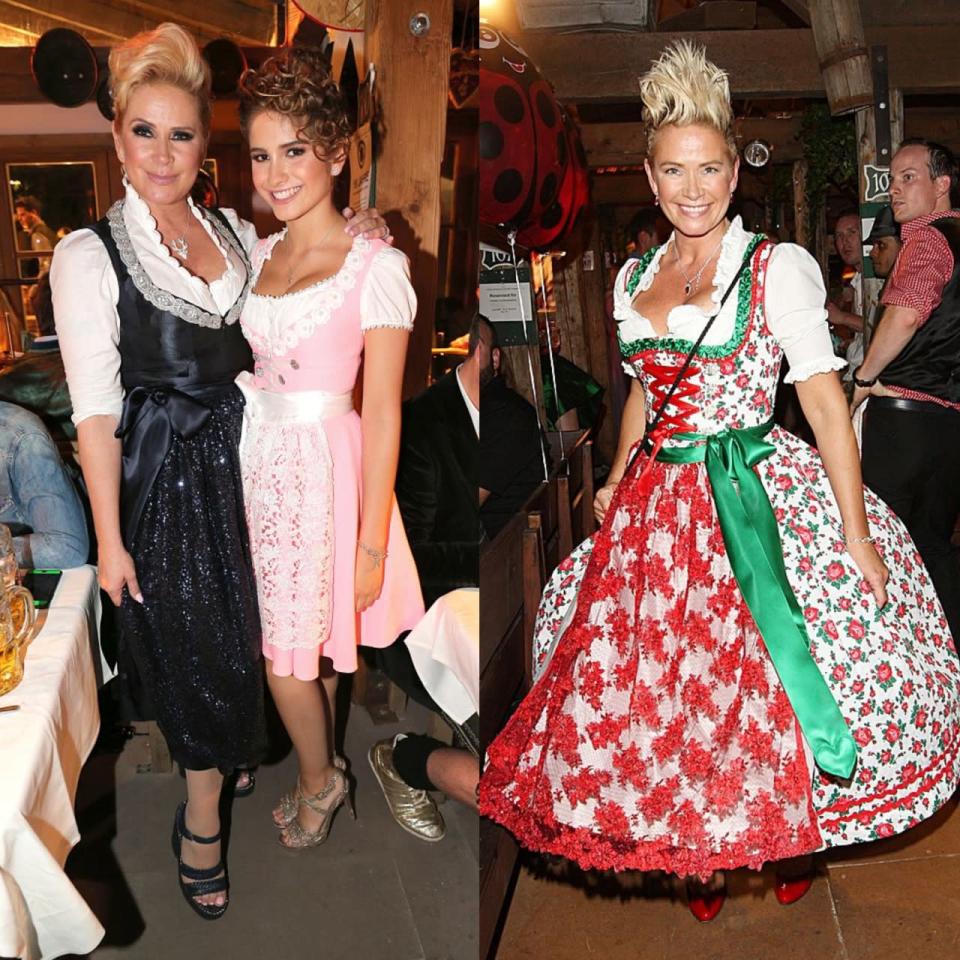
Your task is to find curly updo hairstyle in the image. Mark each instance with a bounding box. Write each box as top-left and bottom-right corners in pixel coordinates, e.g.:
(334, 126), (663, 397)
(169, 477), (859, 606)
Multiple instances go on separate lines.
(639, 40), (737, 160)
(109, 22), (212, 136)
(239, 47), (352, 163)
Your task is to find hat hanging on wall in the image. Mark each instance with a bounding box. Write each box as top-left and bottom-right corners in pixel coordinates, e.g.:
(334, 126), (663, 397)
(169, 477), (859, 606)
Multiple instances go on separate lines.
(96, 72), (114, 121)
(32, 28), (99, 107)
(202, 39), (248, 96)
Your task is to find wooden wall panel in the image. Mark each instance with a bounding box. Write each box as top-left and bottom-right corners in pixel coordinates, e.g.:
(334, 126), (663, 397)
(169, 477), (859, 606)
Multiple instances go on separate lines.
(365, 0), (453, 399)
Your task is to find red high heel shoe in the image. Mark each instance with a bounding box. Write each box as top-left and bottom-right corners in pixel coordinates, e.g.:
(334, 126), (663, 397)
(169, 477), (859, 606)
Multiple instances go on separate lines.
(686, 878), (726, 922)
(774, 871), (814, 905)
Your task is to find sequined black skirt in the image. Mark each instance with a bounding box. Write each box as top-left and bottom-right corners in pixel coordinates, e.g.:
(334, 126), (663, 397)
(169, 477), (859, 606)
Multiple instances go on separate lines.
(118, 386), (266, 772)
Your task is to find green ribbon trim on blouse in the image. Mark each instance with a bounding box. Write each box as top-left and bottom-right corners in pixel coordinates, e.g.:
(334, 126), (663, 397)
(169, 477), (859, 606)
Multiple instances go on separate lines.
(654, 419), (858, 780)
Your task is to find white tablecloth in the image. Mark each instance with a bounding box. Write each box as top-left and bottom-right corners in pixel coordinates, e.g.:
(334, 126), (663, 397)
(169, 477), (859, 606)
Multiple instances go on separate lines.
(0, 566), (105, 960)
(404, 588), (479, 723)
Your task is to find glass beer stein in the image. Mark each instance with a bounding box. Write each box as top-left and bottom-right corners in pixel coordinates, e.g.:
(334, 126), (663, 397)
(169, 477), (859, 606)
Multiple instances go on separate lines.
(0, 524), (16, 589)
(0, 586), (35, 697)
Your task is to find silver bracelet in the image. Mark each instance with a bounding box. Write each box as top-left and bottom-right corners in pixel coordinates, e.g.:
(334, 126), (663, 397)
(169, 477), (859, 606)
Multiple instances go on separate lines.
(358, 540), (387, 567)
(845, 535), (877, 545)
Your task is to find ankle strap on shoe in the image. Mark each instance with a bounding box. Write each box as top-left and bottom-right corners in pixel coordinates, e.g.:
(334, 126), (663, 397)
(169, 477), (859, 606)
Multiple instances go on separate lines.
(177, 802), (222, 845)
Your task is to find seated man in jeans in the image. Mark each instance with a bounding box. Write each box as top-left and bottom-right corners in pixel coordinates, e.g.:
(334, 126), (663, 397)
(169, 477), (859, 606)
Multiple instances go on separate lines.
(0, 400), (88, 567)
(369, 311), (482, 839)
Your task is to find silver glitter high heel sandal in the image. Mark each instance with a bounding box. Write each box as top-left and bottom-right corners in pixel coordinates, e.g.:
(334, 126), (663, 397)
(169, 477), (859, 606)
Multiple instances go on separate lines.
(273, 755), (354, 827)
(279, 769), (349, 849)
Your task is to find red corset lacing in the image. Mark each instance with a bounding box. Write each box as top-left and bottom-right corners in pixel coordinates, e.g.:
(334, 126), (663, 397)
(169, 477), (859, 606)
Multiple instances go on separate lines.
(635, 360), (701, 494)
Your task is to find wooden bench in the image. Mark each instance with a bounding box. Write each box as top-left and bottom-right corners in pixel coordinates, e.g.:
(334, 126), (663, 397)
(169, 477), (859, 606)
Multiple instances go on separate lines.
(480, 433), (599, 956)
(547, 428), (596, 557)
(480, 498), (550, 958)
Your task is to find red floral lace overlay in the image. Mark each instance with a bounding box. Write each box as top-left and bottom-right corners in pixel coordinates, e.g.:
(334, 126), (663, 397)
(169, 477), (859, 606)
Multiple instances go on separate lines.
(480, 454), (823, 879)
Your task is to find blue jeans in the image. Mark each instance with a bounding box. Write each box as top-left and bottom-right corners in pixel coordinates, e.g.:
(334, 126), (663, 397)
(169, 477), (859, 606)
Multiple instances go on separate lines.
(0, 401), (88, 568)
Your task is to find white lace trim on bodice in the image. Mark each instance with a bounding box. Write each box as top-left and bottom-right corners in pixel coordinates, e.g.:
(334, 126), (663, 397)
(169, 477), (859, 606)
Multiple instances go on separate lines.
(242, 233), (368, 355)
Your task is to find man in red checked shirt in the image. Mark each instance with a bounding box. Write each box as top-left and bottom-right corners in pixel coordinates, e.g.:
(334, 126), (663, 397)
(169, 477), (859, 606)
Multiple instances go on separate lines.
(852, 139), (960, 643)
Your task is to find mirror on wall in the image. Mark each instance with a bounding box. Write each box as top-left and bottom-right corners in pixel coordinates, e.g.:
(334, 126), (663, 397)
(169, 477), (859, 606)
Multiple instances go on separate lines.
(6, 161), (99, 336)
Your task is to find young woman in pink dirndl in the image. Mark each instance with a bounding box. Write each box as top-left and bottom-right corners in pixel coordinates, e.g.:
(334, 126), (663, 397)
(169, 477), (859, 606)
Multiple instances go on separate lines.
(236, 48), (424, 848)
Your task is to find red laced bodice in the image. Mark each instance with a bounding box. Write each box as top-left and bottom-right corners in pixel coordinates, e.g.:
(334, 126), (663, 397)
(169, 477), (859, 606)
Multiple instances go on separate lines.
(636, 360), (701, 492)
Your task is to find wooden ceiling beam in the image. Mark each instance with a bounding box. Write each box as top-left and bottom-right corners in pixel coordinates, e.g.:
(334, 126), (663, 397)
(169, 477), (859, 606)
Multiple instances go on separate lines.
(0, 44), (273, 103)
(517, 25), (960, 100)
(657, 1), (756, 32)
(774, 0), (809, 25)
(0, 0), (271, 48)
(591, 172), (652, 205)
(581, 115), (805, 166)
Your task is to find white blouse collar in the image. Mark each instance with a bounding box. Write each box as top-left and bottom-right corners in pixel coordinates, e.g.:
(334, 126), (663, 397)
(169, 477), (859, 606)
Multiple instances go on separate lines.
(620, 216), (756, 342)
(113, 177), (250, 326)
(123, 176), (203, 227)
(662, 215), (751, 308)
(122, 177), (222, 267)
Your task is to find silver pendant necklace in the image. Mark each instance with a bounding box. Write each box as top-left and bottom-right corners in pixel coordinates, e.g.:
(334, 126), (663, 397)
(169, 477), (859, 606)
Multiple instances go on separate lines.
(162, 212), (193, 261)
(674, 228), (727, 297)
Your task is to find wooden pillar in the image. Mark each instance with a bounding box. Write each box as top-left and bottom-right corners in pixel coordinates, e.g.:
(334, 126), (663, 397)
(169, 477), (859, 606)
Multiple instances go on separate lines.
(365, 0), (453, 398)
(855, 87), (902, 328)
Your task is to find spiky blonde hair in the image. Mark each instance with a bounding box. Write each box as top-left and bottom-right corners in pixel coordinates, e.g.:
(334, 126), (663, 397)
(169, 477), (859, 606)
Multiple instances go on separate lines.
(639, 41), (736, 159)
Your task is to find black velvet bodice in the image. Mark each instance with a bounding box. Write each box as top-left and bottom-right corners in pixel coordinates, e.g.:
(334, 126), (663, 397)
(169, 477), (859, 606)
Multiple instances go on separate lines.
(89, 204), (254, 546)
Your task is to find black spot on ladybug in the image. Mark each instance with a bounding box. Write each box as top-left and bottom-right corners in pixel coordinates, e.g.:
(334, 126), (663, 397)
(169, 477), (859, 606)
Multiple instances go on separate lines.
(541, 202), (564, 230)
(536, 90), (556, 127)
(540, 173), (558, 207)
(494, 169), (524, 203)
(494, 85), (524, 124)
(480, 121), (504, 161)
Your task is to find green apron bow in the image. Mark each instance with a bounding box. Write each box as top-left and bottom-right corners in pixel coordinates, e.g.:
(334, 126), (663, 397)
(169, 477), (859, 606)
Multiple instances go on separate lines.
(654, 419), (857, 780)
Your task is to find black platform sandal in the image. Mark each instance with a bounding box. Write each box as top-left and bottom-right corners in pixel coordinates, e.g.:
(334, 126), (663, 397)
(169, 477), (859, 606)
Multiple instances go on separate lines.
(171, 801), (229, 920)
(233, 769), (256, 799)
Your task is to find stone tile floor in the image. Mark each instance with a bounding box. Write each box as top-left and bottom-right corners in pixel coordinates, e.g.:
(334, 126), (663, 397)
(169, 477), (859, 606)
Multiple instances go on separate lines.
(64, 694), (478, 960)
(494, 796), (960, 960)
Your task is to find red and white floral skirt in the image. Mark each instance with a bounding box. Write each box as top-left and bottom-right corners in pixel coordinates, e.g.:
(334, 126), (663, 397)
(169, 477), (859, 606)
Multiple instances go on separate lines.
(480, 427), (960, 878)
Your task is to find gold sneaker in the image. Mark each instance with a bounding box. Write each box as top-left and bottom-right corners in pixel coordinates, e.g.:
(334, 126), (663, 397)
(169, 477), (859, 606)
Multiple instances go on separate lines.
(368, 736), (446, 842)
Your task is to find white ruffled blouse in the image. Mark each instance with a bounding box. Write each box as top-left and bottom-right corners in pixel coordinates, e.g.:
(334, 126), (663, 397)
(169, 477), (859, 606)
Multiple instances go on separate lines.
(50, 180), (257, 426)
(613, 216), (847, 384)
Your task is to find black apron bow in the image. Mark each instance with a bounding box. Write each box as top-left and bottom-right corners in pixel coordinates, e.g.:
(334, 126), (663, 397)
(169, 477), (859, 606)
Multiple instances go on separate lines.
(114, 383), (224, 547)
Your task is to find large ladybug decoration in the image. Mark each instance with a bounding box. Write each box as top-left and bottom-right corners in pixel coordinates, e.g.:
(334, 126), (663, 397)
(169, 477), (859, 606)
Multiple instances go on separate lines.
(559, 113), (592, 242)
(517, 112), (590, 251)
(480, 22), (568, 233)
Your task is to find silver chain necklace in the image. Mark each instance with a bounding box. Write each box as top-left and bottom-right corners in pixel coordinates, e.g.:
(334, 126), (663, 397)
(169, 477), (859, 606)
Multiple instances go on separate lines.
(160, 212), (193, 261)
(674, 228), (727, 297)
(284, 221), (339, 291)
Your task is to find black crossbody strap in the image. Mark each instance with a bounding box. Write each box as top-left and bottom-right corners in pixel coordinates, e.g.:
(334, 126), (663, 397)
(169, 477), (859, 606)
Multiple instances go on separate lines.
(625, 240), (762, 472)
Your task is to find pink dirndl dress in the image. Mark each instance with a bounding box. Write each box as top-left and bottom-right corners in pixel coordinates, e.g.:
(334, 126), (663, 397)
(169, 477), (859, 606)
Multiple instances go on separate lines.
(237, 233), (424, 679)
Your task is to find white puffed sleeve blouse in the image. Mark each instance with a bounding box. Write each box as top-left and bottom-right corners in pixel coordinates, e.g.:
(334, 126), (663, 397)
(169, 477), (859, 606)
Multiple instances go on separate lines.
(50, 180), (257, 426)
(612, 216), (847, 383)
(359, 246), (417, 332)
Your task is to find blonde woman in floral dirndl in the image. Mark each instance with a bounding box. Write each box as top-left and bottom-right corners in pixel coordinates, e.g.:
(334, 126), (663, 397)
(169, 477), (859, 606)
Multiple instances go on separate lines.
(479, 41), (960, 922)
